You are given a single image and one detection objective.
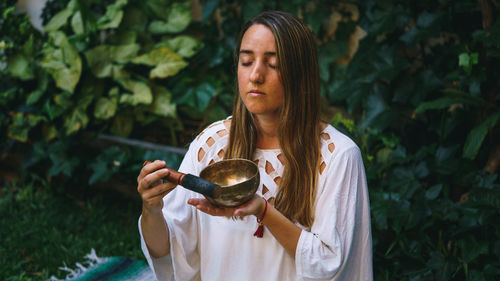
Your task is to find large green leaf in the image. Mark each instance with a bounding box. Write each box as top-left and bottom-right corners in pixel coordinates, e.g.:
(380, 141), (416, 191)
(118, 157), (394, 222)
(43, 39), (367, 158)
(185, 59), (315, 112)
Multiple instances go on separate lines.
(40, 31), (82, 93)
(459, 52), (478, 74)
(97, 0), (128, 30)
(149, 84), (176, 117)
(54, 92), (73, 108)
(42, 124), (58, 141)
(148, 2), (192, 34)
(84, 44), (139, 78)
(416, 11), (438, 28)
(43, 99), (65, 120)
(463, 112), (500, 159)
(44, 8), (73, 32)
(94, 87), (119, 120)
(360, 89), (387, 129)
(150, 61), (188, 79)
(118, 79), (153, 105)
(71, 11), (84, 35)
(146, 0), (171, 20)
(159, 35), (204, 58)
(132, 47), (187, 79)
(86, 44), (140, 64)
(7, 113), (45, 142)
(177, 82), (216, 113)
(6, 53), (34, 80)
(415, 91), (484, 114)
(26, 72), (50, 105)
(64, 107), (89, 135)
(425, 184), (442, 200)
(26, 90), (44, 105)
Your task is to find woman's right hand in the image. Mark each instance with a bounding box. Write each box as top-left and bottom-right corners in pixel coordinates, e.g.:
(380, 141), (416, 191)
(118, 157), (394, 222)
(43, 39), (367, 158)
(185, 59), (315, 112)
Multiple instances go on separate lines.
(137, 160), (177, 214)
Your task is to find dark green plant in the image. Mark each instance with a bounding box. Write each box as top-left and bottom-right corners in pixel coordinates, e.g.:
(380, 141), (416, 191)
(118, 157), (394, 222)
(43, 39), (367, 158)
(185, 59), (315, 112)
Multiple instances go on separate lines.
(327, 0), (500, 280)
(1, 0), (205, 184)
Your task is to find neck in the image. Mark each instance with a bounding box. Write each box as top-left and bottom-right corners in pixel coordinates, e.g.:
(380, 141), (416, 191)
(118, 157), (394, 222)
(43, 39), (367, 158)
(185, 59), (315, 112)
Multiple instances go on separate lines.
(254, 114), (280, 149)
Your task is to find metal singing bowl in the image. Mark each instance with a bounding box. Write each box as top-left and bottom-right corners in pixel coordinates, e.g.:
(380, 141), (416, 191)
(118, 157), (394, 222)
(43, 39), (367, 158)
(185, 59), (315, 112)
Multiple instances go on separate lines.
(199, 158), (260, 207)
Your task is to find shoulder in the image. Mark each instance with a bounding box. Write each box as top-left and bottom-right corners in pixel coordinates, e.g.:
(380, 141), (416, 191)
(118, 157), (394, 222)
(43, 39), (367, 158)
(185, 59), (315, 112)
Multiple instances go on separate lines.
(320, 124), (362, 164)
(194, 117), (231, 144)
(189, 117), (231, 166)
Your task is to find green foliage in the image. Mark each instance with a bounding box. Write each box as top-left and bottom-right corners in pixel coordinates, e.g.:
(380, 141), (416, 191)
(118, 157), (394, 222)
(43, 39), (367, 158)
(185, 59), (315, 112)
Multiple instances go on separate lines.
(1, 0), (204, 182)
(1, 0), (205, 145)
(328, 0), (500, 279)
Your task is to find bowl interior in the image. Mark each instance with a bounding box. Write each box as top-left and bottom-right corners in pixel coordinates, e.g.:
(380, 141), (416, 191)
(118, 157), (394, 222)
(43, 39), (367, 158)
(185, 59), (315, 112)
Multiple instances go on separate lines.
(200, 159), (258, 187)
(199, 159), (259, 207)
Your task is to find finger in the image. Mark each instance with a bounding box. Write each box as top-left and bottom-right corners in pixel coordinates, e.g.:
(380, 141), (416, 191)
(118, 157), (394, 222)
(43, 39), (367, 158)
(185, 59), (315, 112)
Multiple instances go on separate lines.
(141, 182), (177, 201)
(233, 196), (262, 217)
(233, 205), (254, 217)
(188, 198), (235, 216)
(138, 168), (171, 192)
(138, 160), (166, 182)
(142, 188), (171, 210)
(187, 198), (215, 213)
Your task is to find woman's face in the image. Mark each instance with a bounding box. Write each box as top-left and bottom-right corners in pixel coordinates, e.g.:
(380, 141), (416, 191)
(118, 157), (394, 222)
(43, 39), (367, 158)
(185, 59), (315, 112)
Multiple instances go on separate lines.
(238, 24), (284, 119)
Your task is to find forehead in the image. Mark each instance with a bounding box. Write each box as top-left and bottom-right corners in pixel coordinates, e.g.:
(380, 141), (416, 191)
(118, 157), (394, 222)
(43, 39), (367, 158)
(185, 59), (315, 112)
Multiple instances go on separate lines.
(240, 24), (276, 52)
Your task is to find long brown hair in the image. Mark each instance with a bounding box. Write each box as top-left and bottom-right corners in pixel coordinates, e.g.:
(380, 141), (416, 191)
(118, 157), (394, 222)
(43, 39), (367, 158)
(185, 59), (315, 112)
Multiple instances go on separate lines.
(225, 11), (321, 228)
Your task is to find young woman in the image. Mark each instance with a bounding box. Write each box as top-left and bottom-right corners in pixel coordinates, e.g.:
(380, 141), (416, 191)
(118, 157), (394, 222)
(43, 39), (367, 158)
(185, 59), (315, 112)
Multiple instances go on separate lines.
(137, 11), (373, 281)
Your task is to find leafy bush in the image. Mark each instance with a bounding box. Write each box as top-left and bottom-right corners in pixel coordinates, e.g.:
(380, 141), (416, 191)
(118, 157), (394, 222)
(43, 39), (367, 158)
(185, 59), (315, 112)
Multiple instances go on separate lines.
(331, 1), (500, 280)
(1, 0), (202, 184)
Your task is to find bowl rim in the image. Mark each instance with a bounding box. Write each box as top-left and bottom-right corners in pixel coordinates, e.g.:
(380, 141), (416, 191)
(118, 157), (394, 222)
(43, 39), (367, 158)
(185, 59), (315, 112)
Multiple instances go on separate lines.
(200, 158), (259, 186)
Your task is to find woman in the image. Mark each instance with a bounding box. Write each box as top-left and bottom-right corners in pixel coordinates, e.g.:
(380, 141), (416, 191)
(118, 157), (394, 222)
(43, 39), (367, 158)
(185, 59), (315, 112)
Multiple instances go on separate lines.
(137, 11), (372, 281)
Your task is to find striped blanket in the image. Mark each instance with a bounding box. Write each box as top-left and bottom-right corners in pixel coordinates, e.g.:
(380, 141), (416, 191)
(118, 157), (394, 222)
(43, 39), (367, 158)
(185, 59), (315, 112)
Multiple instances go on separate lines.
(49, 249), (155, 281)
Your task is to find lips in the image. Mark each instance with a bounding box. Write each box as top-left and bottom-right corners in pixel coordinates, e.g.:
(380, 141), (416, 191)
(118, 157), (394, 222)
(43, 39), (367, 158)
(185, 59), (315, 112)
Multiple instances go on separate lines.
(248, 90), (265, 96)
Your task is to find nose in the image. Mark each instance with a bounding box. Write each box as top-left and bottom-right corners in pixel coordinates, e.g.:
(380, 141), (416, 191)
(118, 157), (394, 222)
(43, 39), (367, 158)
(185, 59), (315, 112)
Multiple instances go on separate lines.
(249, 61), (264, 84)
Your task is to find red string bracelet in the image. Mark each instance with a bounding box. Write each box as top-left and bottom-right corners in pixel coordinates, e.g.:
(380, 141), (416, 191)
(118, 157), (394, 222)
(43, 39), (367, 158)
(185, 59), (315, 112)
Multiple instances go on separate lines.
(253, 198), (268, 238)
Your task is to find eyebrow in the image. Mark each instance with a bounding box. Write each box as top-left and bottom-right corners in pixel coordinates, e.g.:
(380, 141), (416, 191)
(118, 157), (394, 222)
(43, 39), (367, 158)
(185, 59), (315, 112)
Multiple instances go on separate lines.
(239, 50), (277, 56)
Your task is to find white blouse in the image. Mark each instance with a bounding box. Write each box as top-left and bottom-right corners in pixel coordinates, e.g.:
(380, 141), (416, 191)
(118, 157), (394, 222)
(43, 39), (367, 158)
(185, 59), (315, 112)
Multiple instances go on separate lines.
(139, 118), (373, 281)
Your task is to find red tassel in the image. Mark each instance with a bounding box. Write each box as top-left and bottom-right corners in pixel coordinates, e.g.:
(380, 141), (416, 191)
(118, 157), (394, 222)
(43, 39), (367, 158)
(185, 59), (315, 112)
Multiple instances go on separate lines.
(254, 223), (264, 238)
(253, 198), (267, 238)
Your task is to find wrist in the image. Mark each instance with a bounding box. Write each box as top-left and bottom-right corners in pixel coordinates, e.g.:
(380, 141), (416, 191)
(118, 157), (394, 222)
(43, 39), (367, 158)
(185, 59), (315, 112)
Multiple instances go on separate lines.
(256, 197), (268, 221)
(253, 197), (268, 238)
(142, 204), (163, 216)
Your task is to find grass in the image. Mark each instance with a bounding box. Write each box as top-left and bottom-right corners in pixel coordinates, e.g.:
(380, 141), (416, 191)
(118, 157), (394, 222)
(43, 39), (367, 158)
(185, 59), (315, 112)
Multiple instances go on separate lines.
(0, 175), (145, 280)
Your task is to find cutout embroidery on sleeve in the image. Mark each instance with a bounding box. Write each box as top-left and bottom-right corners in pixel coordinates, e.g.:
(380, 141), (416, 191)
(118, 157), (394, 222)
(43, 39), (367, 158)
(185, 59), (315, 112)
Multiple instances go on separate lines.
(196, 121), (229, 164)
(319, 131), (335, 174)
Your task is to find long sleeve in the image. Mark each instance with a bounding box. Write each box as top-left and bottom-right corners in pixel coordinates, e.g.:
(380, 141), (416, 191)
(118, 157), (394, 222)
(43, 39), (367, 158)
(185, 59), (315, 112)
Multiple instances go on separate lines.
(295, 143), (373, 280)
(139, 140), (203, 281)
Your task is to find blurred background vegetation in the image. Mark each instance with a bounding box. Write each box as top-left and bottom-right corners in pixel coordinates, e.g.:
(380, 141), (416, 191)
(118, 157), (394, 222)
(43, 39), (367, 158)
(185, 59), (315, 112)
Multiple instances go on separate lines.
(1, 0), (499, 280)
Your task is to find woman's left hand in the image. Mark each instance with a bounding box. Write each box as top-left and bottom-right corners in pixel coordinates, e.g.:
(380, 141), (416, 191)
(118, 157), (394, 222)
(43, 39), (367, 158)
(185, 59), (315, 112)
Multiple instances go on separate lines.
(187, 195), (265, 218)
